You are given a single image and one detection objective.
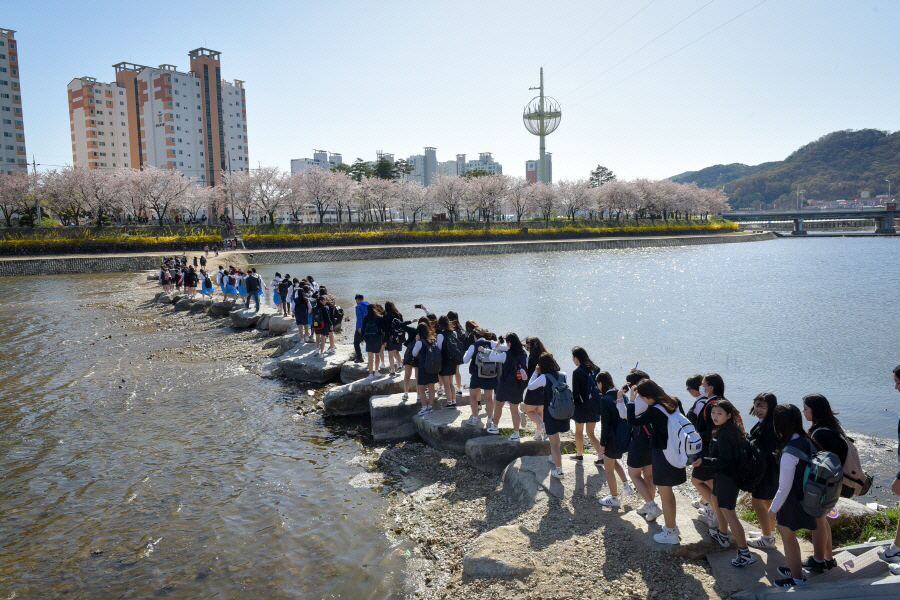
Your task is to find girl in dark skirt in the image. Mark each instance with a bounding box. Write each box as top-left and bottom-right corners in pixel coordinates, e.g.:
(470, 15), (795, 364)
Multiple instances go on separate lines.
(522, 337), (549, 440)
(770, 404), (818, 588)
(597, 370), (635, 507)
(693, 373), (726, 530)
(382, 302), (404, 375)
(619, 370), (657, 518)
(748, 392), (780, 549)
(626, 379), (687, 545)
(446, 311), (464, 395)
(411, 322), (440, 414)
(490, 332), (528, 439)
(293, 285), (312, 342)
(399, 316), (424, 401)
(570, 347), (602, 462)
(361, 304), (384, 380)
(437, 316), (461, 409)
(462, 329), (502, 430)
(693, 399), (758, 567)
(527, 352), (569, 480)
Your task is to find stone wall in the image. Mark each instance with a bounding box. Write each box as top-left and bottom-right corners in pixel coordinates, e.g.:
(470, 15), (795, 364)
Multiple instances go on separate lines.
(247, 232), (777, 264)
(0, 255), (164, 277)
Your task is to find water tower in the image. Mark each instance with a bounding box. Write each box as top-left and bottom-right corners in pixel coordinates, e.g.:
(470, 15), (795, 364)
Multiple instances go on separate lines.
(522, 68), (561, 183)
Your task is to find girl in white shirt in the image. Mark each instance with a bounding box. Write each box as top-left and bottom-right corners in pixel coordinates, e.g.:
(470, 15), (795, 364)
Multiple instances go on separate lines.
(411, 322), (440, 415)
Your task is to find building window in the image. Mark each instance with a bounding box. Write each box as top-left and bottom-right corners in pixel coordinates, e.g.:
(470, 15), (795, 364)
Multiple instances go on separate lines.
(3, 133), (11, 137)
(2, 119), (10, 124)
(1, 107), (8, 111)
(0, 81), (7, 86)
(0, 68), (6, 73)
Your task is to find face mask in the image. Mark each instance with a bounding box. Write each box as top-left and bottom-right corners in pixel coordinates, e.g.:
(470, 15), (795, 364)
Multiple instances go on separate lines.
(698, 385), (707, 396)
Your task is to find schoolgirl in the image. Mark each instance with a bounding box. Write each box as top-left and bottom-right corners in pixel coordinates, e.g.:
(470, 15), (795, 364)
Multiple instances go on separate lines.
(311, 295), (334, 356)
(411, 321), (441, 414)
(216, 267), (225, 296)
(382, 302), (404, 375)
(437, 316), (461, 409)
(222, 269), (239, 300)
(271, 272), (282, 308)
(361, 304), (384, 380)
(462, 328), (503, 429)
(488, 332), (528, 439)
(693, 373), (725, 529)
(446, 311), (464, 396)
(324, 294), (338, 351)
(184, 266), (198, 298)
(596, 370), (635, 507)
(527, 352), (569, 479)
(693, 399), (758, 565)
(399, 316), (425, 400)
(305, 275), (319, 295)
(625, 379), (686, 544)
(769, 404), (818, 588)
(293, 284), (312, 341)
(236, 270), (248, 301)
(522, 337), (549, 440)
(570, 347), (603, 462)
(159, 265), (171, 291)
(877, 364), (900, 570)
(747, 392), (780, 549)
(277, 275), (292, 316)
(803, 394), (849, 573)
(200, 269), (214, 298)
(617, 370), (658, 521)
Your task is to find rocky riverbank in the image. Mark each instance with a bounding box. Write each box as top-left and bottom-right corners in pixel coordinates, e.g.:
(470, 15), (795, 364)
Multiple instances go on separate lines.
(138, 274), (900, 600)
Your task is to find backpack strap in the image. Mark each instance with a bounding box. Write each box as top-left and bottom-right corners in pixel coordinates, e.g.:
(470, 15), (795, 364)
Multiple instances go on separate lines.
(783, 439), (812, 463)
(544, 373), (558, 387)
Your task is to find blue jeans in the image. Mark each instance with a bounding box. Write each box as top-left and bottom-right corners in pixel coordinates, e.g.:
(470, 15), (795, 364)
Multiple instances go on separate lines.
(245, 292), (259, 311)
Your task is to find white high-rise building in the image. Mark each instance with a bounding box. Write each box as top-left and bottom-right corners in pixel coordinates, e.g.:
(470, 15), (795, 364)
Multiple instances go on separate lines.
(0, 28), (26, 175)
(290, 150), (343, 173)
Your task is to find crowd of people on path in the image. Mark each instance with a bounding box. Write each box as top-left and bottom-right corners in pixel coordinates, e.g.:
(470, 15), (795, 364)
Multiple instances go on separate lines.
(346, 293), (900, 588)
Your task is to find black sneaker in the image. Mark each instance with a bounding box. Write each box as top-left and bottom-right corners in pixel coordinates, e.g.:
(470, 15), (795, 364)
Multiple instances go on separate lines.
(731, 550), (757, 568)
(444, 401), (457, 409)
(777, 566), (793, 578)
(801, 556), (828, 573)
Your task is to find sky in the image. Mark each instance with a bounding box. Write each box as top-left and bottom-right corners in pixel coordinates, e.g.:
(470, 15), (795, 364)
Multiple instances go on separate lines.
(5, 0), (899, 182)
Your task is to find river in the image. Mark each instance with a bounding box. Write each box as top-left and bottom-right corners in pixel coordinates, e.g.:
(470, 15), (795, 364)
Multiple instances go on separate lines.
(1, 236), (899, 599)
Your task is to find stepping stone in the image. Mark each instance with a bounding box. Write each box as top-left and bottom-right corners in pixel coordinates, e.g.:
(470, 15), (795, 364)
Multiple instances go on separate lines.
(189, 299), (213, 312)
(500, 455), (607, 509)
(340, 361), (394, 384)
(413, 408), (530, 454)
(209, 301), (236, 316)
(463, 525), (535, 579)
(278, 344), (353, 383)
(708, 534), (816, 597)
(370, 392), (423, 442)
(466, 436), (550, 475)
(174, 297), (195, 311)
(267, 316), (295, 334)
(322, 375), (407, 416)
(230, 308), (261, 328)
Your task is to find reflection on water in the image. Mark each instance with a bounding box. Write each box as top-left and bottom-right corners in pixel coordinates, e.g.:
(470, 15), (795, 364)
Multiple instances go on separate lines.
(0, 275), (403, 599)
(255, 237), (900, 438)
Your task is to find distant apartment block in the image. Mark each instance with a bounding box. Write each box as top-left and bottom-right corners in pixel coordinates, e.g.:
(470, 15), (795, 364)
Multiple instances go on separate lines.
(67, 48), (248, 185)
(458, 152), (502, 177)
(525, 154), (552, 184)
(290, 150), (343, 173)
(0, 28), (26, 175)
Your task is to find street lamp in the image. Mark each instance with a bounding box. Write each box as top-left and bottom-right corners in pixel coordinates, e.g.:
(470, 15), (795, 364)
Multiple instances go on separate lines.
(887, 179), (891, 204)
(796, 185), (806, 211)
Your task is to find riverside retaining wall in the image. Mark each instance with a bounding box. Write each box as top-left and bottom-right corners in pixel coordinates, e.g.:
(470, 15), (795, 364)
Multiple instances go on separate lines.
(0, 232), (776, 277)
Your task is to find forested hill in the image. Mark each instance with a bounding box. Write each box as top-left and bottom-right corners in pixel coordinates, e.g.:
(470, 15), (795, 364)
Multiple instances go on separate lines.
(669, 129), (900, 209)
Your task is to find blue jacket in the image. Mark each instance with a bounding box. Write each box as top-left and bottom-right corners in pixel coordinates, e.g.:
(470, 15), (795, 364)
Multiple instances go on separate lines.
(355, 301), (370, 331)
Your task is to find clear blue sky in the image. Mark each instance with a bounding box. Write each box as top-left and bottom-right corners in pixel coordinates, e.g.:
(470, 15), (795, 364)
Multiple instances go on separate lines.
(6, 0), (898, 182)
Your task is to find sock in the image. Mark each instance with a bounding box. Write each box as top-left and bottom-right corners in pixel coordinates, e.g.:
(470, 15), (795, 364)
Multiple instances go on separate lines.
(793, 577), (804, 585)
(738, 547), (750, 555)
(891, 544), (900, 552)
(812, 557), (826, 564)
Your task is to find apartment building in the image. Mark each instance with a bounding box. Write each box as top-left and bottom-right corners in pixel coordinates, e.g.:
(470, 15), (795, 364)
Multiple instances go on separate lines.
(0, 28), (26, 175)
(67, 48), (247, 186)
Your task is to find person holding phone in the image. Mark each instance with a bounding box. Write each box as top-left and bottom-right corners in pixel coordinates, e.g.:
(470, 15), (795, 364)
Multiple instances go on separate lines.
(618, 369), (659, 520)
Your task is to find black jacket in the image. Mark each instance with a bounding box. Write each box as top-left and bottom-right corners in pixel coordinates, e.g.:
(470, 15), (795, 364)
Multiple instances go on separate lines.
(702, 428), (740, 472)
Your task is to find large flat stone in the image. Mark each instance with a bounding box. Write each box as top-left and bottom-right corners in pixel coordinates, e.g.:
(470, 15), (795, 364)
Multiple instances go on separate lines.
(499, 455), (606, 509)
(173, 297), (195, 311)
(322, 374), (408, 416)
(189, 299), (213, 313)
(708, 535), (816, 597)
(267, 316), (295, 334)
(370, 393), (424, 442)
(462, 525), (535, 579)
(340, 361), (386, 384)
(413, 408), (531, 454)
(278, 344), (354, 383)
(466, 436), (551, 475)
(230, 307), (261, 328)
(209, 300), (237, 316)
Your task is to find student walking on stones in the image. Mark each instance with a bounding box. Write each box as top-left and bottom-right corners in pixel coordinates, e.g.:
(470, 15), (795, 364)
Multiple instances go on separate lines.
(462, 329), (502, 429)
(489, 332), (528, 440)
(522, 337), (549, 440)
(747, 392), (780, 549)
(271, 273), (283, 309)
(399, 316), (425, 400)
(353, 294), (370, 363)
(447, 311), (464, 396)
(361, 304), (384, 380)
(625, 379), (687, 545)
(244, 268), (261, 311)
(769, 404), (818, 588)
(618, 370), (659, 521)
(293, 284), (312, 341)
(528, 352), (569, 480)
(383, 302), (405, 376)
(570, 347), (603, 462)
(222, 269), (239, 301)
(877, 364), (900, 572)
(693, 373), (725, 530)
(802, 394), (848, 574)
(277, 276), (292, 317)
(200, 269), (214, 298)
(693, 399), (758, 566)
(411, 321), (440, 414)
(311, 295), (335, 356)
(437, 316), (462, 409)
(597, 370), (635, 507)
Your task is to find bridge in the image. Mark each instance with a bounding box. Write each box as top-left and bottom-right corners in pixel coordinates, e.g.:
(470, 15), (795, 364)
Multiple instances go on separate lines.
(721, 207), (897, 235)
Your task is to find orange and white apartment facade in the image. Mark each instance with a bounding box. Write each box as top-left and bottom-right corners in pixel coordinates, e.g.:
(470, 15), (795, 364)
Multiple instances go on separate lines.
(0, 28), (26, 175)
(67, 48), (248, 186)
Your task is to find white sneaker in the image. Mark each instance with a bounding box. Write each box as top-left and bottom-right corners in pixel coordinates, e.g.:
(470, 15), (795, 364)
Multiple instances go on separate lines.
(417, 406), (429, 416)
(598, 495), (621, 507)
(622, 481), (635, 496)
(878, 544), (900, 563)
(486, 419), (494, 429)
(551, 467), (564, 480)
(636, 502), (650, 516)
(692, 499), (710, 510)
(653, 527), (680, 545)
(426, 406), (434, 414)
(709, 528), (732, 548)
(533, 431), (543, 442)
(889, 563), (900, 576)
(465, 415), (479, 426)
(698, 512), (718, 528)
(487, 425), (499, 434)
(402, 393), (409, 400)
(748, 535), (776, 549)
(312, 349), (320, 357)
(548, 455), (556, 464)
(697, 505), (715, 517)
(508, 432), (520, 442)
(643, 503), (663, 522)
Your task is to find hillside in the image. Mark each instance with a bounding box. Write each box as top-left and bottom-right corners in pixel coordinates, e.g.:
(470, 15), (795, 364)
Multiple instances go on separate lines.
(669, 129), (900, 209)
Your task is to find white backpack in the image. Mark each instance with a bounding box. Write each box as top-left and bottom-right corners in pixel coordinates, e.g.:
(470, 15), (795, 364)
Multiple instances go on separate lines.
(657, 405), (702, 468)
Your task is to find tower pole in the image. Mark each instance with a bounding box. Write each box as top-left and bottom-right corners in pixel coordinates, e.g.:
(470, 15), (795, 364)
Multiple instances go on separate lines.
(539, 68), (546, 184)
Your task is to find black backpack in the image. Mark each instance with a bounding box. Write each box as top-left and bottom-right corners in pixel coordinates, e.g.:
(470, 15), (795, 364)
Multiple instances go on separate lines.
(332, 306), (345, 324)
(311, 305), (327, 331)
(278, 280), (290, 297)
(735, 437), (766, 492)
(422, 340), (442, 374)
(444, 330), (465, 365)
(364, 318), (380, 337)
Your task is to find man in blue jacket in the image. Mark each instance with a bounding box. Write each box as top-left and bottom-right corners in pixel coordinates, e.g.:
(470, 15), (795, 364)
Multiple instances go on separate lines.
(353, 294), (369, 363)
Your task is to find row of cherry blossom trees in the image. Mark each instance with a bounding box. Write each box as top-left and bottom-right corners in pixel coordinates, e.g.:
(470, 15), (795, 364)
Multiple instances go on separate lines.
(0, 165), (728, 227)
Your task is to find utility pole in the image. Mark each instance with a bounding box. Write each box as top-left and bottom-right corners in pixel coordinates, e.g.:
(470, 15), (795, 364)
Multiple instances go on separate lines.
(796, 185), (806, 211)
(31, 155), (41, 226)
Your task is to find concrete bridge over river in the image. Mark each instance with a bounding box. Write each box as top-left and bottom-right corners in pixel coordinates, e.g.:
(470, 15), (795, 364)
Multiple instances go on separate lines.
(722, 207), (897, 235)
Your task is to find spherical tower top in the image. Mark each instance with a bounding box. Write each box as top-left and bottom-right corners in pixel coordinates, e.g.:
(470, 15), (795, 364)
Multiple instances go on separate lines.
(523, 96), (562, 136)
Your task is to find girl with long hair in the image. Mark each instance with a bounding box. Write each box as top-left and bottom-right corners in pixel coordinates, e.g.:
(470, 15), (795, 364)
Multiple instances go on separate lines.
(361, 303), (384, 380)
(382, 302), (404, 375)
(747, 392), (779, 549)
(489, 332), (528, 440)
(437, 316), (460, 409)
(618, 369), (657, 520)
(626, 379), (686, 545)
(693, 399), (757, 566)
(522, 337), (549, 440)
(461, 327), (502, 429)
(693, 373), (726, 530)
(527, 352), (569, 480)
(570, 347), (603, 462)
(447, 311), (464, 396)
(596, 370), (635, 507)
(411, 321), (440, 414)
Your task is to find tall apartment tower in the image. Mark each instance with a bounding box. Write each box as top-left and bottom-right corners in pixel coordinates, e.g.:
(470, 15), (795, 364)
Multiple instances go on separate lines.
(0, 28), (26, 175)
(67, 48), (248, 187)
(525, 154), (552, 184)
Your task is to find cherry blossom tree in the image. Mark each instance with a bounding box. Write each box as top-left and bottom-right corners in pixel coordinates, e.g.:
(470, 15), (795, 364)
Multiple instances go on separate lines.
(557, 179), (594, 220)
(397, 180), (431, 224)
(365, 176), (397, 222)
(222, 170), (255, 223)
(431, 174), (467, 222)
(180, 183), (215, 222)
(249, 166), (291, 224)
(326, 170), (355, 223)
(134, 165), (194, 225)
(532, 182), (559, 224)
(293, 166), (334, 223)
(505, 177), (533, 225)
(467, 174), (508, 223)
(0, 171), (30, 226)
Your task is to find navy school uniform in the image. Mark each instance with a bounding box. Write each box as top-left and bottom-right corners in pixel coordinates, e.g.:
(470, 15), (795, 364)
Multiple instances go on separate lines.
(468, 339), (498, 391)
(495, 350), (527, 404)
(540, 370), (570, 436)
(691, 395), (720, 482)
(572, 365), (600, 424)
(750, 418), (780, 501)
(438, 330), (460, 377)
(599, 388), (625, 460)
(775, 436), (818, 532)
(627, 401), (688, 487)
(700, 428), (741, 510)
(413, 337), (440, 386)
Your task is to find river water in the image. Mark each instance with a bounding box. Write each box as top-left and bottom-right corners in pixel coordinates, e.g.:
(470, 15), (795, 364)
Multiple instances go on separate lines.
(2, 236), (899, 599)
